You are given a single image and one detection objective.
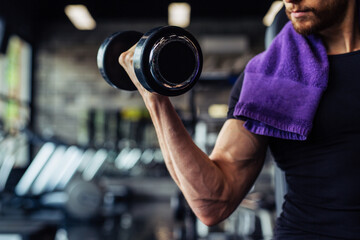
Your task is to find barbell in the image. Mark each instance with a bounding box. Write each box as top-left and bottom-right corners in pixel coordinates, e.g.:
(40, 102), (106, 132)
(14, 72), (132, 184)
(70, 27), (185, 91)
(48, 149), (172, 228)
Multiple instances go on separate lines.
(97, 26), (203, 96)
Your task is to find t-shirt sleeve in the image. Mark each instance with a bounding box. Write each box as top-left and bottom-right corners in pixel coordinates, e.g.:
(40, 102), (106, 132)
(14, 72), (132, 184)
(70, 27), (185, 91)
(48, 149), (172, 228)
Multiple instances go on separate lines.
(227, 72), (245, 119)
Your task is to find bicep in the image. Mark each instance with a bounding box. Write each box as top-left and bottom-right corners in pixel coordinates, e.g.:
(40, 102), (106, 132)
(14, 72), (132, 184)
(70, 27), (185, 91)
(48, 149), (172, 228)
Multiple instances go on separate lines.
(210, 119), (268, 164)
(209, 119), (268, 200)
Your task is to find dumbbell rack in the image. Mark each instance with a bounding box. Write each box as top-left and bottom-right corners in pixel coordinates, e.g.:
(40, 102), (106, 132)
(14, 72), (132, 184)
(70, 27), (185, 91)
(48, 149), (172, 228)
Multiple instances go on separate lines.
(0, 127), (189, 239)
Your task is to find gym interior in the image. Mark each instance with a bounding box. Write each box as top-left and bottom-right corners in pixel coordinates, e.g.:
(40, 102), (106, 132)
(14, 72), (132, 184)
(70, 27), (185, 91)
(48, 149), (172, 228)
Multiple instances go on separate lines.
(0, 1), (284, 239)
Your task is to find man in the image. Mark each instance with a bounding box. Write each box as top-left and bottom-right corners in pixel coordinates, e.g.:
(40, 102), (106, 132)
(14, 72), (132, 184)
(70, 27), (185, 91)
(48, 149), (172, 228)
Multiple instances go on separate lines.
(119, 0), (360, 238)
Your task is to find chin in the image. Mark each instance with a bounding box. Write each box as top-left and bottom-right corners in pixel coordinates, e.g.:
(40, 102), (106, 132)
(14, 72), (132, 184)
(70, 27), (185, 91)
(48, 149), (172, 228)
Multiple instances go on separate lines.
(291, 20), (317, 36)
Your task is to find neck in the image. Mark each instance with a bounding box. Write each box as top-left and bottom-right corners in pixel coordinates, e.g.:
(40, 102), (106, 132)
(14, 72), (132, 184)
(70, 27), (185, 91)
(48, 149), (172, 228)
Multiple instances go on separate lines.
(320, 1), (360, 55)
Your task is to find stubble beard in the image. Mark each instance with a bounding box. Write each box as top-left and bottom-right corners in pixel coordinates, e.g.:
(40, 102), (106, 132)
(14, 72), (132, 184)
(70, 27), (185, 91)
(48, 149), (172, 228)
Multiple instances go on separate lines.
(285, 1), (349, 36)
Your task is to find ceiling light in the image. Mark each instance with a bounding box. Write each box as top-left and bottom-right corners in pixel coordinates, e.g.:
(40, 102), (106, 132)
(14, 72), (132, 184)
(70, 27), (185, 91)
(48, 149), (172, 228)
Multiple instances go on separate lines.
(65, 4), (96, 30)
(168, 3), (191, 28)
(263, 1), (284, 27)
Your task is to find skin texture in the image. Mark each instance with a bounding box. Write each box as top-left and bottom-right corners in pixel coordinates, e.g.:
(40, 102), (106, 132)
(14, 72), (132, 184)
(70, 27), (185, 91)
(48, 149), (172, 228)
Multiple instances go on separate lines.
(117, 0), (360, 226)
(283, 0), (360, 54)
(284, 0), (349, 36)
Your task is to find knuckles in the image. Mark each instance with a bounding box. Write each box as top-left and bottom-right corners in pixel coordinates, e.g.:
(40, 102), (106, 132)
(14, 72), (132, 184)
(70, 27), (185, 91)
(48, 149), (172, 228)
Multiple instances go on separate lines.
(118, 51), (133, 67)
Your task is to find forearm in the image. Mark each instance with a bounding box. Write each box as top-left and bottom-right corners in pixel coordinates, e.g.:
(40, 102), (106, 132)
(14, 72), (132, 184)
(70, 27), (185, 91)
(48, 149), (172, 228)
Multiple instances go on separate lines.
(144, 96), (264, 225)
(145, 95), (221, 194)
(145, 96), (182, 186)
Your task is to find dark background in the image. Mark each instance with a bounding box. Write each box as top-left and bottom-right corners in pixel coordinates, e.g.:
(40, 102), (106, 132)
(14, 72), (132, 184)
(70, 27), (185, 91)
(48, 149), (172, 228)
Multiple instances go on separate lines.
(0, 0), (274, 43)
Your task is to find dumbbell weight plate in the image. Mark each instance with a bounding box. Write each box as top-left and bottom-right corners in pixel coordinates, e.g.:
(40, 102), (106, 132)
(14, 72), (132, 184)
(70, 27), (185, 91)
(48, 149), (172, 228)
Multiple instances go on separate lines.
(134, 26), (202, 96)
(66, 180), (102, 220)
(98, 26), (202, 96)
(97, 31), (143, 90)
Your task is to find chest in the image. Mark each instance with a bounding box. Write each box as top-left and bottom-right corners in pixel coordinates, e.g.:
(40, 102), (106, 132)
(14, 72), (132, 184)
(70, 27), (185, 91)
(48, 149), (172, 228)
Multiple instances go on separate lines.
(269, 56), (360, 168)
(310, 61), (360, 138)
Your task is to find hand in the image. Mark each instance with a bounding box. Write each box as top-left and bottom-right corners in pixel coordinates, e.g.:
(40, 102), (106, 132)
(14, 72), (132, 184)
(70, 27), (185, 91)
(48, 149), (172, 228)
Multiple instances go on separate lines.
(118, 44), (162, 102)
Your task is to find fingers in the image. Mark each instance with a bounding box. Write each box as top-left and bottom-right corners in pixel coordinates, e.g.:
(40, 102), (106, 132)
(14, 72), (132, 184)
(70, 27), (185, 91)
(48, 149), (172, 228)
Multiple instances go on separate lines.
(118, 44), (136, 69)
(117, 44), (162, 100)
(118, 44), (144, 92)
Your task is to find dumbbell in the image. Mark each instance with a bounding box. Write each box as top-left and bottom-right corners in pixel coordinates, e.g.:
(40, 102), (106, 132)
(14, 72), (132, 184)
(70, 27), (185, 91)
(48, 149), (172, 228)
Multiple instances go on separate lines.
(97, 26), (203, 96)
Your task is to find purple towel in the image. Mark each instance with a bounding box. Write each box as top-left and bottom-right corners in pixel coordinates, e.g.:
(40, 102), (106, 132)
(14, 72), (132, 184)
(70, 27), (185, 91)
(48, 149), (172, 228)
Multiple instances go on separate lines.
(233, 21), (329, 140)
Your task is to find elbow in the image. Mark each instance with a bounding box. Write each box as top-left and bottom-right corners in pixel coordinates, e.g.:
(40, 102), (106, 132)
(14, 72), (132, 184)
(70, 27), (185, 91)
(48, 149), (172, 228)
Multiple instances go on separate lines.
(193, 204), (231, 227)
(198, 215), (224, 227)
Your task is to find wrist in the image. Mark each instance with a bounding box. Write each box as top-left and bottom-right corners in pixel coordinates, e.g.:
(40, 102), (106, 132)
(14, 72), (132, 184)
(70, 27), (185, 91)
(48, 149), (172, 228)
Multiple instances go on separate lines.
(143, 92), (170, 110)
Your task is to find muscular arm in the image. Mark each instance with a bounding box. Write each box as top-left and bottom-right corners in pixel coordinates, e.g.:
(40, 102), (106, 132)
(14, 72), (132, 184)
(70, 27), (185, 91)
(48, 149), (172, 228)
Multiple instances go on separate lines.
(119, 46), (268, 226)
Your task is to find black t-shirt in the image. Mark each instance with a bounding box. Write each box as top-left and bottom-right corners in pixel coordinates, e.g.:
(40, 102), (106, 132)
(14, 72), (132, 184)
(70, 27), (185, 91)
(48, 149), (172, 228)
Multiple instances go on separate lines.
(228, 50), (360, 239)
